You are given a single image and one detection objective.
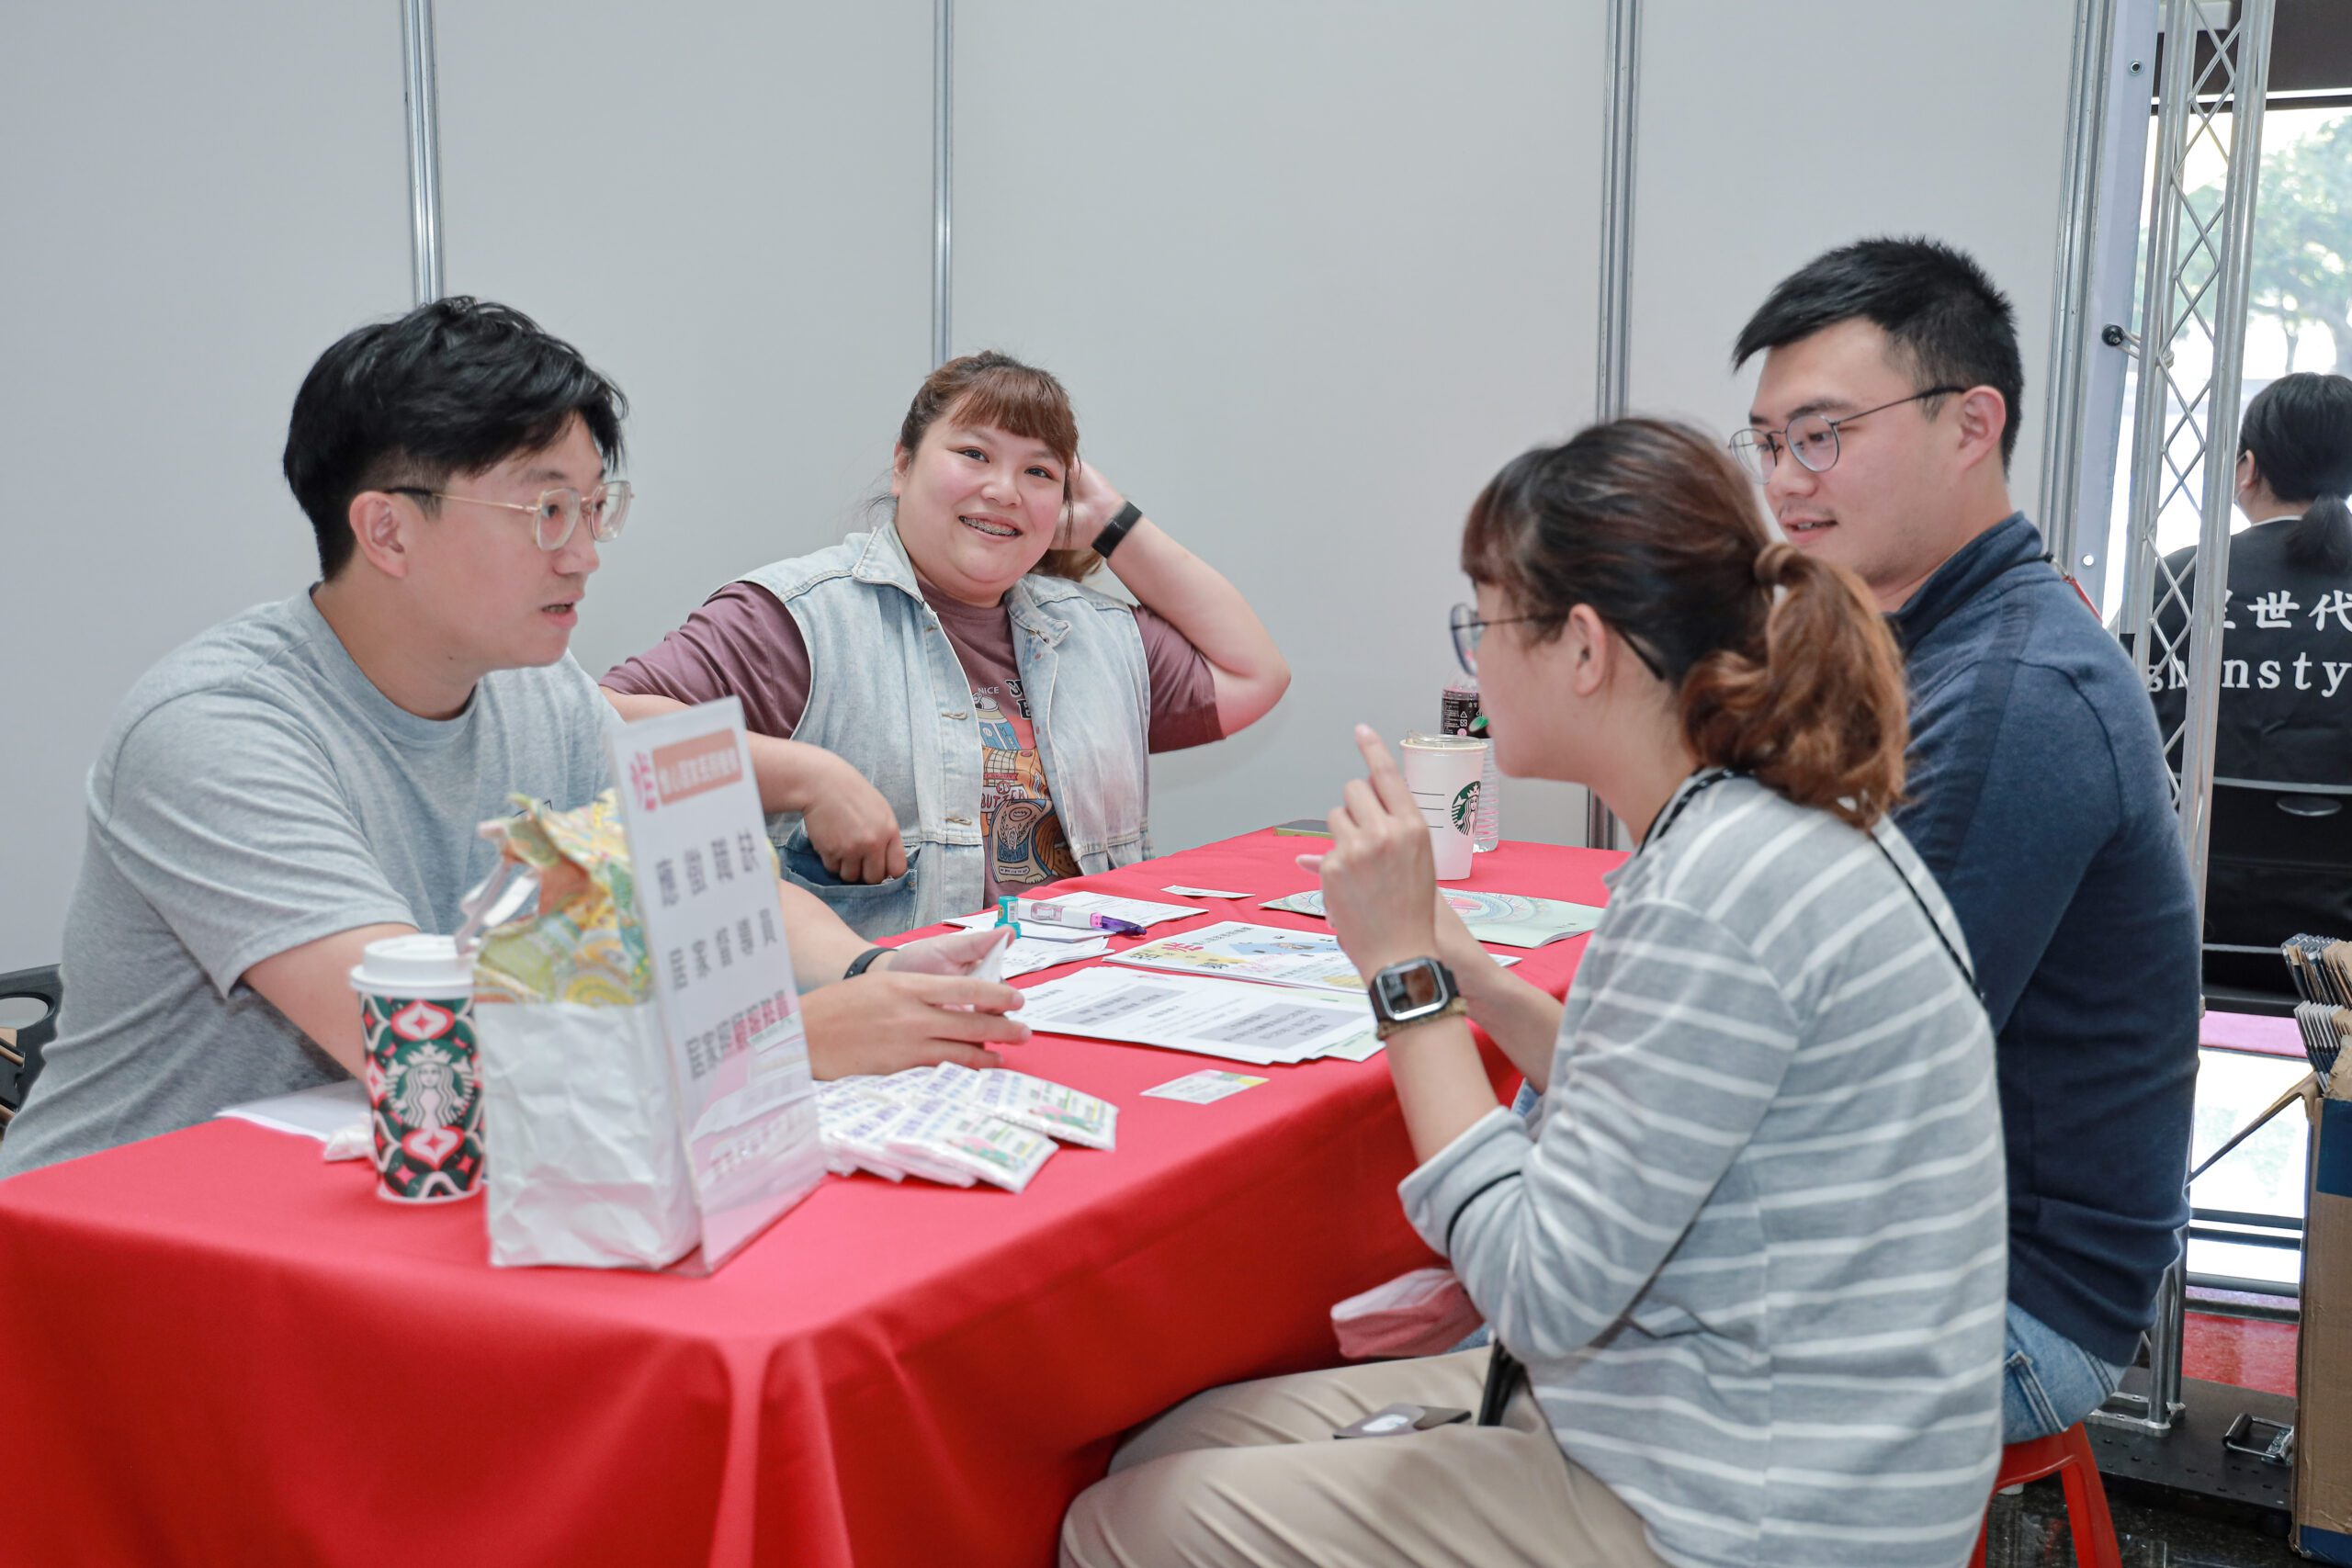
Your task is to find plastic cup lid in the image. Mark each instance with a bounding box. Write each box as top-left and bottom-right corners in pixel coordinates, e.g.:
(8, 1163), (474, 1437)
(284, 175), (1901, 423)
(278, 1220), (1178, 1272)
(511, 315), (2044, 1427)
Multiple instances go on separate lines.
(348, 933), (472, 993)
(1401, 731), (1484, 750)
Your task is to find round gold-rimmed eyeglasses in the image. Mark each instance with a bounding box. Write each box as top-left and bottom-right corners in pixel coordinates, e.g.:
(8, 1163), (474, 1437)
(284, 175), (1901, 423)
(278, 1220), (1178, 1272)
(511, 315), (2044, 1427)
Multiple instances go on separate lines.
(388, 480), (633, 552)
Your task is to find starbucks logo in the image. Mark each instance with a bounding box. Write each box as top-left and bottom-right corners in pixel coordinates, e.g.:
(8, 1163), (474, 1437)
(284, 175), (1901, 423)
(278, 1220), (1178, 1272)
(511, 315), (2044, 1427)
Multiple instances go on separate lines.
(1450, 781), (1480, 832)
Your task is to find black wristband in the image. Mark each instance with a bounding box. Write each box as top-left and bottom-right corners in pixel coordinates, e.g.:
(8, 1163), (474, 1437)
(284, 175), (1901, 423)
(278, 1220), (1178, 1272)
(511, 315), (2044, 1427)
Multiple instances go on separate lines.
(1091, 500), (1143, 558)
(843, 946), (891, 979)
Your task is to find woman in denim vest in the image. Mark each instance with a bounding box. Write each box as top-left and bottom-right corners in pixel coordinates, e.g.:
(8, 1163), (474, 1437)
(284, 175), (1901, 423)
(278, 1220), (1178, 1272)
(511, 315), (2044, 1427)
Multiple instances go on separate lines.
(604, 354), (1288, 937)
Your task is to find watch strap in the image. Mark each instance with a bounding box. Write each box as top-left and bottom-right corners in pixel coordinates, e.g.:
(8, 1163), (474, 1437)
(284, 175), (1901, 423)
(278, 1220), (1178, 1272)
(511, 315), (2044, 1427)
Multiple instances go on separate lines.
(843, 946), (891, 979)
(1376, 995), (1468, 1041)
(1090, 500), (1143, 558)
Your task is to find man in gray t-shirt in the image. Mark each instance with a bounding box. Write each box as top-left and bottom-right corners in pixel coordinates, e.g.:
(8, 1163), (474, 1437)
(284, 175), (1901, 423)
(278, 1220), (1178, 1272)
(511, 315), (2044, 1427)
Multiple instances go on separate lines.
(0, 299), (1027, 1178)
(0, 596), (614, 1175)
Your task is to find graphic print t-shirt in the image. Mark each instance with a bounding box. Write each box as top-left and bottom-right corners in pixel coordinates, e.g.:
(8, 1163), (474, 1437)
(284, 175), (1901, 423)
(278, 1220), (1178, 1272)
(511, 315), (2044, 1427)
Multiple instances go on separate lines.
(933, 589), (1083, 890)
(2148, 514), (2352, 947)
(602, 576), (1222, 904)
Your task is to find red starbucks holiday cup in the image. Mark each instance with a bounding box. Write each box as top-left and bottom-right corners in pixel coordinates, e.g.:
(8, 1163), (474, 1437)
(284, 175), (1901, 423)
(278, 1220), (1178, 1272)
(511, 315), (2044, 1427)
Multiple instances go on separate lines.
(348, 934), (485, 1203)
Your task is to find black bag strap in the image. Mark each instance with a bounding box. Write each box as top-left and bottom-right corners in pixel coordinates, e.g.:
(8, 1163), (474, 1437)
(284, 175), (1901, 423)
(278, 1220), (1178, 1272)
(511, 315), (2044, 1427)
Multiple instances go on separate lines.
(1476, 1341), (1523, 1427)
(1473, 825), (1978, 1427)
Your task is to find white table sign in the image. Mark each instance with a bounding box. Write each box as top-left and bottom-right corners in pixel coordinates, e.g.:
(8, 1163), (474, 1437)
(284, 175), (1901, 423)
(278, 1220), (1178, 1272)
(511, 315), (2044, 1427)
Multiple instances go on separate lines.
(609, 697), (824, 1269)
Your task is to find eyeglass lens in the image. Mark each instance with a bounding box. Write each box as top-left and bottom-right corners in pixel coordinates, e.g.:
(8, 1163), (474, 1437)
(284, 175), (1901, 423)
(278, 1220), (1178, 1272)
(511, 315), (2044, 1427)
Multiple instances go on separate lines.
(530, 483), (632, 550)
(1732, 416), (1841, 480)
(1449, 604), (1482, 675)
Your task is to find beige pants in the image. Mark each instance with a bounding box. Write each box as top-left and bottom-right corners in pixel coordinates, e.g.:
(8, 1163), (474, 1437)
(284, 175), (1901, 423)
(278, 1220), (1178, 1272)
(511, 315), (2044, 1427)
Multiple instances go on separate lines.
(1059, 1350), (1674, 1568)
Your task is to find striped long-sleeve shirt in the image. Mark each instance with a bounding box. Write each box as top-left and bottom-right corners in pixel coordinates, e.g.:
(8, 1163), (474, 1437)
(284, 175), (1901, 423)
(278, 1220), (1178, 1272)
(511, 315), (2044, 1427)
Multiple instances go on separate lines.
(1400, 773), (2006, 1568)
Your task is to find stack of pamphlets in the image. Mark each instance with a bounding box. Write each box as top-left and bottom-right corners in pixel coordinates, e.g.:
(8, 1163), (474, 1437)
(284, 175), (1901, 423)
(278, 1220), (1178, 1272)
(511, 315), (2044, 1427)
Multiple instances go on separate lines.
(816, 1063), (1116, 1190)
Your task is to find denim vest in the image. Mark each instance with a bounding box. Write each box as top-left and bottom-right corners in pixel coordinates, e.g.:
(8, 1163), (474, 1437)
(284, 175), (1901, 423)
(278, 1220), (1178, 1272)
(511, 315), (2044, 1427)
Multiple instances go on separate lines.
(738, 523), (1153, 937)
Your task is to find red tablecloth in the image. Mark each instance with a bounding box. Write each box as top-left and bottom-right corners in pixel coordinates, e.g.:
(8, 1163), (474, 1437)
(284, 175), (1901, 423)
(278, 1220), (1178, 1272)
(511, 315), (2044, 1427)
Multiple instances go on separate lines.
(0, 829), (1622, 1568)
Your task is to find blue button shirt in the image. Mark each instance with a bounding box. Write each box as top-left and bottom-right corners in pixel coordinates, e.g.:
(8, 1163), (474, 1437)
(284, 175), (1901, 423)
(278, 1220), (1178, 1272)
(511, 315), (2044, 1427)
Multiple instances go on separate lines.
(1890, 513), (2200, 1366)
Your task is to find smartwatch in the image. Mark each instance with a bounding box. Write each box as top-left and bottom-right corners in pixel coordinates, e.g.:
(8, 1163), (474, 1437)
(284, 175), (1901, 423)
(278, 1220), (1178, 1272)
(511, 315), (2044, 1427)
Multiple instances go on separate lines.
(1368, 957), (1465, 1040)
(1090, 500), (1143, 558)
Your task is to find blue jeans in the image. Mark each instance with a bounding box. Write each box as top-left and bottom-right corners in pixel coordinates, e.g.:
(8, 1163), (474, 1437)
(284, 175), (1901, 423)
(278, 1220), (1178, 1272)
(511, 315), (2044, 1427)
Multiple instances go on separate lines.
(2003, 1301), (2129, 1442)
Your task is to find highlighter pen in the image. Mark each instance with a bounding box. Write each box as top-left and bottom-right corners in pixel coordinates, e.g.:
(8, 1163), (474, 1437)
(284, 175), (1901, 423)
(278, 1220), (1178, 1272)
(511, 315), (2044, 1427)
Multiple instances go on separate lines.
(1008, 898), (1147, 938)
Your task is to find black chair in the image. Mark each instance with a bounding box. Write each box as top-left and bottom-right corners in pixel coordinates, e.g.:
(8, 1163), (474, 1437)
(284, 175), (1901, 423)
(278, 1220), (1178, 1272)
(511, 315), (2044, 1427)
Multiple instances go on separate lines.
(2200, 779), (2352, 1015)
(0, 965), (62, 1135)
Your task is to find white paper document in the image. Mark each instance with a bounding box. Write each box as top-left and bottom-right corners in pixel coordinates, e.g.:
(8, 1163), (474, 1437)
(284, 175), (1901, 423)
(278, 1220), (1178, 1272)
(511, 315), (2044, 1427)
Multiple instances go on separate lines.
(1016, 967), (1381, 1066)
(1107, 919), (1517, 995)
(996, 933), (1113, 976)
(218, 1080), (368, 1142)
(1143, 1069), (1270, 1103)
(1161, 886), (1252, 899)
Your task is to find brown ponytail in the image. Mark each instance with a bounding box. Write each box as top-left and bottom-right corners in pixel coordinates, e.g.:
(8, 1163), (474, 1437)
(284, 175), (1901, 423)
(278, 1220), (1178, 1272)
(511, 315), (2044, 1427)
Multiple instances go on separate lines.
(1680, 541), (1908, 827)
(1460, 418), (1909, 829)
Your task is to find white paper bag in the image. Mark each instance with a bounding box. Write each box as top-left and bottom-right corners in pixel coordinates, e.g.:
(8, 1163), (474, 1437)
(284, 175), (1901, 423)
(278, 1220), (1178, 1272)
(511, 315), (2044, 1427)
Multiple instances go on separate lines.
(476, 998), (699, 1269)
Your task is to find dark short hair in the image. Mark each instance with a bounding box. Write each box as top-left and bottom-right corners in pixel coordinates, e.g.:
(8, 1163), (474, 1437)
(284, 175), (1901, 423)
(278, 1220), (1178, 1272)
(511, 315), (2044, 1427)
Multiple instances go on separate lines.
(283, 298), (627, 578)
(1733, 237), (2024, 470)
(2239, 372), (2352, 571)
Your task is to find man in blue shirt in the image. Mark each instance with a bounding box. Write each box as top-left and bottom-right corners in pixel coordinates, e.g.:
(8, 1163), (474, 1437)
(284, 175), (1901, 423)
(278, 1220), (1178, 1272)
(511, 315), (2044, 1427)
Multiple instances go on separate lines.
(1733, 238), (2200, 1441)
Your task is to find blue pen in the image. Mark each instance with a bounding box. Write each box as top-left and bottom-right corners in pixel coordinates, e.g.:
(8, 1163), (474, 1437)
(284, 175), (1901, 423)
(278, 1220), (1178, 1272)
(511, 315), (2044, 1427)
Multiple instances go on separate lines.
(1009, 898), (1146, 938)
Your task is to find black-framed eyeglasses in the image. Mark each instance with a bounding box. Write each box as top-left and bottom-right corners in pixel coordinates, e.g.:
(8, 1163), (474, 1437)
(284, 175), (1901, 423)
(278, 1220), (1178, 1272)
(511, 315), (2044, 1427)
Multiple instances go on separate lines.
(388, 480), (634, 552)
(1729, 386), (1965, 480)
(1449, 601), (1667, 681)
(1449, 604), (1540, 676)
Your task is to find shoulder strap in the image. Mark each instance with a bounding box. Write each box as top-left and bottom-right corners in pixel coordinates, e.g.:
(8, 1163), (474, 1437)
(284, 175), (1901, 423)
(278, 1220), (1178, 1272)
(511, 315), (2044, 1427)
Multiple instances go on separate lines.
(1867, 832), (1984, 1005)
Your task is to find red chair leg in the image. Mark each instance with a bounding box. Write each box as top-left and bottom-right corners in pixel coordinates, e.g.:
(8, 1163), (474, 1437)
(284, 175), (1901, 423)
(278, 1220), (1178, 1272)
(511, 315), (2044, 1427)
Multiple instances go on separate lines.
(1973, 1425), (2122, 1568)
(2055, 1425), (2122, 1568)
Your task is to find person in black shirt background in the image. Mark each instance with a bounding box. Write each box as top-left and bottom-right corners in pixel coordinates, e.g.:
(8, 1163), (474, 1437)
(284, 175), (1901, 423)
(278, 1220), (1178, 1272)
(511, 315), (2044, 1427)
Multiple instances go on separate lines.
(2151, 371), (2352, 988)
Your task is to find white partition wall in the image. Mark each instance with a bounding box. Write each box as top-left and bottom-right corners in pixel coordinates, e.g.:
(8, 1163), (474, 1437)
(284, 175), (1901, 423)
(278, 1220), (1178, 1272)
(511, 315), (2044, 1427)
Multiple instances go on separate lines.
(1626, 1), (2080, 513)
(0, 6), (412, 969)
(949, 1), (1611, 853)
(0, 1), (2100, 971)
(434, 3), (938, 683)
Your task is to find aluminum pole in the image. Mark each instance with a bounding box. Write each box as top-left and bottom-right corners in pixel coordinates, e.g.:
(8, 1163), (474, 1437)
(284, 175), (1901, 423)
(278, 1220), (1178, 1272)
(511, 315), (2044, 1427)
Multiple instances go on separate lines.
(2174, 0), (2273, 930)
(400, 0), (444, 306)
(932, 0), (954, 368)
(2094, 0), (2276, 1441)
(2116, 0), (2199, 658)
(1588, 0), (1639, 853)
(2038, 0), (2120, 573)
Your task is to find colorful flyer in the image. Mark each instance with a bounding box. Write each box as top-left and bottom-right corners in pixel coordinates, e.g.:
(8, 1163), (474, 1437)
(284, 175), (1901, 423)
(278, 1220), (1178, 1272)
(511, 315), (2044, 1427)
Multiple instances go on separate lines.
(1105, 919), (1366, 994)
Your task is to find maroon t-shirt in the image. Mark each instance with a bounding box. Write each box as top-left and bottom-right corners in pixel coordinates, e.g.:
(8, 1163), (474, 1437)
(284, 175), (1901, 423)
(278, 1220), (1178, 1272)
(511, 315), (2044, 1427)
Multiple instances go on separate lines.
(604, 581), (1221, 900)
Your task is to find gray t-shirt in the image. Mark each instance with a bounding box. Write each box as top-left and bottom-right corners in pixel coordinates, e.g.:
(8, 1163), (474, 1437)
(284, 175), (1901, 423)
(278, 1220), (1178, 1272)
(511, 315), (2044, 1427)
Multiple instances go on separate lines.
(0, 592), (611, 1176)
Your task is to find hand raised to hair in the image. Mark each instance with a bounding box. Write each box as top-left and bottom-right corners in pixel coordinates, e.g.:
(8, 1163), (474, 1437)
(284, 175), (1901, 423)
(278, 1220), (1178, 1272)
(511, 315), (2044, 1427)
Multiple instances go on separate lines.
(1297, 725), (1441, 982)
(1053, 460), (1127, 551)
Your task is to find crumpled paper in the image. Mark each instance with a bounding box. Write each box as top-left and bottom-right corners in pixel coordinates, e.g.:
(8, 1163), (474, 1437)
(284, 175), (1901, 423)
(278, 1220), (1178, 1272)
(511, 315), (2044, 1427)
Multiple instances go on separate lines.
(474, 792), (650, 1007)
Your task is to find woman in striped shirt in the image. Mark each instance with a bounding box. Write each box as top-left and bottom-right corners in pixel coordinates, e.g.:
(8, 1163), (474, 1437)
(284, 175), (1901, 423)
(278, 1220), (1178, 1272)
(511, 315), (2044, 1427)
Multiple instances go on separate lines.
(1062, 419), (2006, 1568)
